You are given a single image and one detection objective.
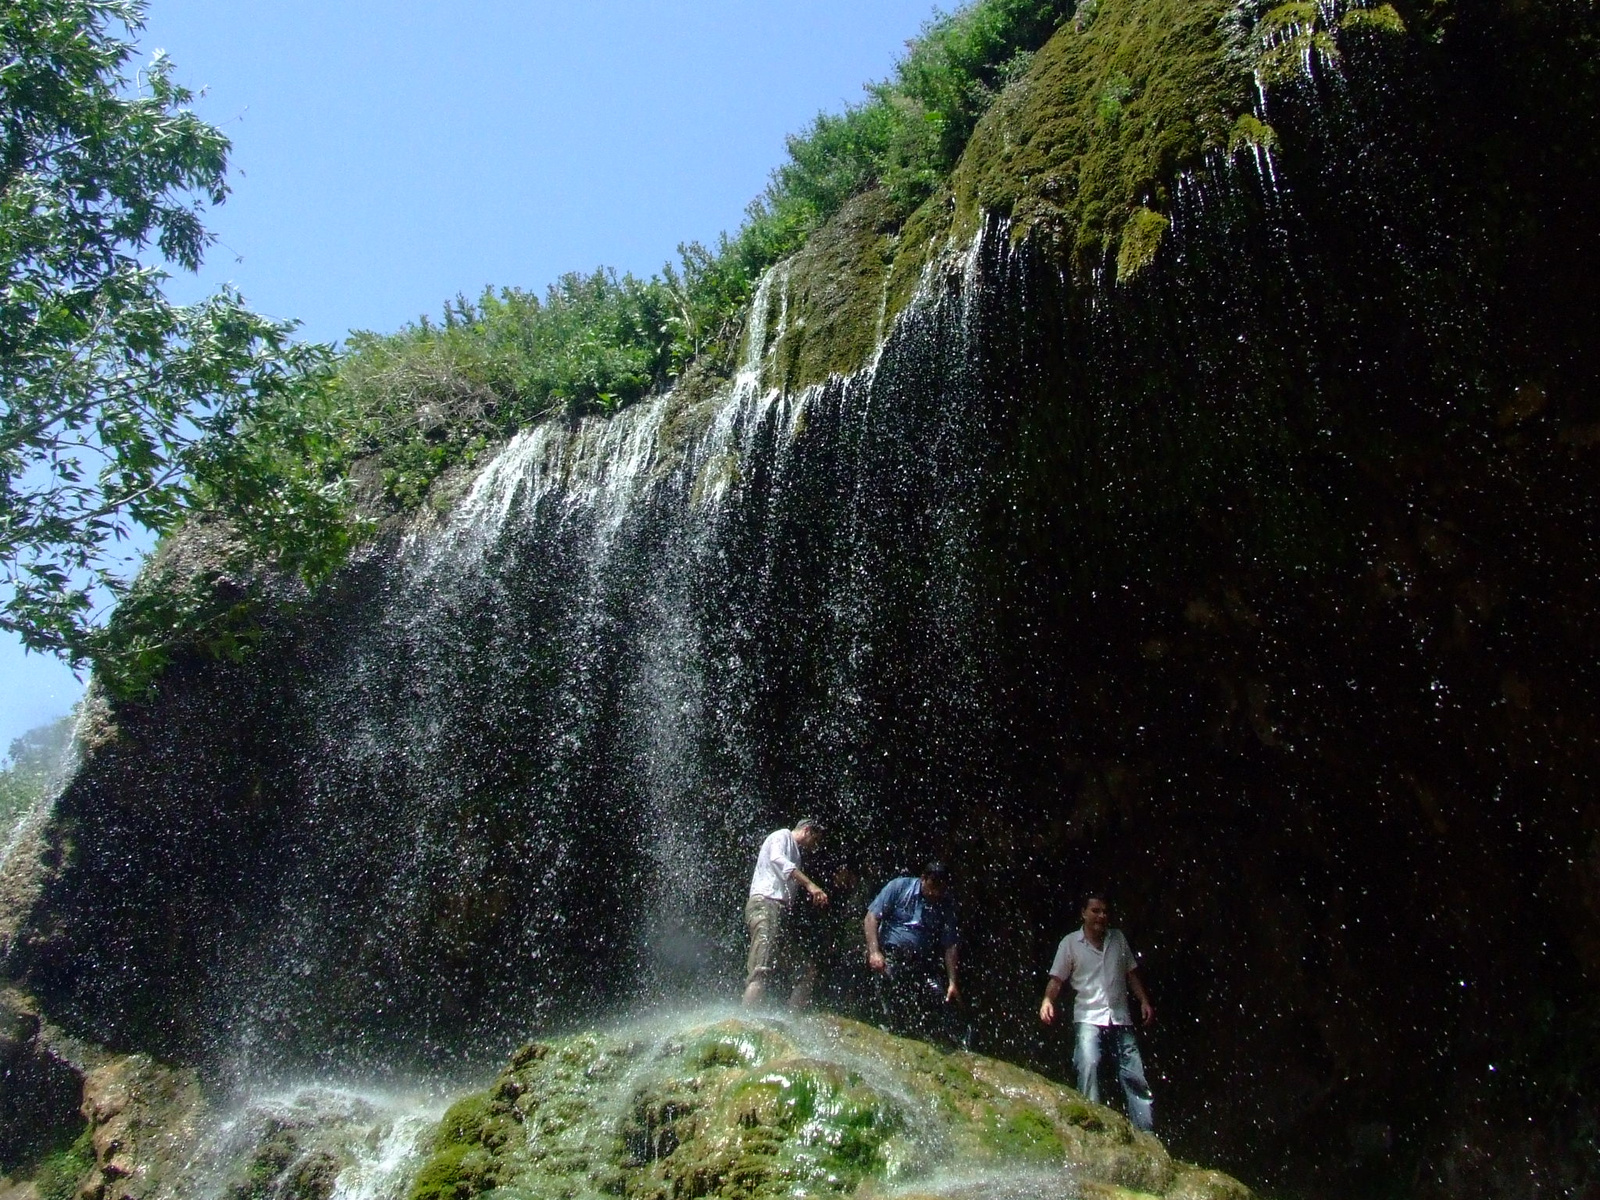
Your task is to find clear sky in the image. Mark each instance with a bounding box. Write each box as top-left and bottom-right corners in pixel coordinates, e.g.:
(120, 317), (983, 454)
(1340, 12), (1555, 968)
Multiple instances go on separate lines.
(0, 0), (941, 756)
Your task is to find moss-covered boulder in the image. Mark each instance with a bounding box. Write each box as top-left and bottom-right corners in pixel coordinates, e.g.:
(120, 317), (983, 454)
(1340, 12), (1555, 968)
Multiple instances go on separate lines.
(406, 1015), (1250, 1200)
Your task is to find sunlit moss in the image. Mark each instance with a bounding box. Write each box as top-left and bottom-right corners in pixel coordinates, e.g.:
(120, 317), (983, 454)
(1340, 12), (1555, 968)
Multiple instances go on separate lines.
(1253, 1), (1342, 84)
(984, 1104), (1066, 1159)
(1227, 114), (1280, 157)
(1116, 207), (1171, 283)
(1337, 3), (1407, 36)
(766, 190), (902, 394)
(401, 1017), (1245, 1200)
(944, 0), (1249, 272)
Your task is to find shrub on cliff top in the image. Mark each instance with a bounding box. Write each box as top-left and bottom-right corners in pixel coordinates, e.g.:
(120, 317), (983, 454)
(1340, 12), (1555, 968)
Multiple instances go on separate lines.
(337, 271), (673, 506)
(336, 0), (1079, 505)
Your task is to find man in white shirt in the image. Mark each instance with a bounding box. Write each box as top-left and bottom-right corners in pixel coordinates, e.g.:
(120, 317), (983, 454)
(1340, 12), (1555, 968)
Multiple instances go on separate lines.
(743, 819), (828, 1007)
(1038, 893), (1157, 1131)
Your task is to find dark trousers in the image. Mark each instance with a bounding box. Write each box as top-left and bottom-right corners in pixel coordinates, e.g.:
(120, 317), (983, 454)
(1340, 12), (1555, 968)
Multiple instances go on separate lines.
(875, 948), (961, 1045)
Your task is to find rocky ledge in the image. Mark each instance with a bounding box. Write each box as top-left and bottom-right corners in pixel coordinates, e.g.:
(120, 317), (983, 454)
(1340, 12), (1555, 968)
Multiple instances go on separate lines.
(0, 1005), (1254, 1200)
(408, 1014), (1251, 1200)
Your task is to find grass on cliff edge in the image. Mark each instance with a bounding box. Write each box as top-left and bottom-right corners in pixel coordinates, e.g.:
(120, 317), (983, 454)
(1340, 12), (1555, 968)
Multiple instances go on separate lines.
(313, 0), (1082, 510)
(303, 0), (1261, 507)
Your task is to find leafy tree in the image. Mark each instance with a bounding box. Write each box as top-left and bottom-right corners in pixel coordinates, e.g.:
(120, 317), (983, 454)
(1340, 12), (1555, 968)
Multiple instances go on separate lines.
(0, 0), (351, 676)
(0, 712), (75, 839)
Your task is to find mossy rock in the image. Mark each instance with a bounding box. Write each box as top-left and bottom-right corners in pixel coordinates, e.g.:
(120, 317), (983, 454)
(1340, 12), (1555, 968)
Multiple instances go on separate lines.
(403, 1015), (1252, 1200)
(724, 0), (1419, 390)
(944, 0), (1249, 275)
(760, 189), (903, 395)
(764, 0), (1260, 375)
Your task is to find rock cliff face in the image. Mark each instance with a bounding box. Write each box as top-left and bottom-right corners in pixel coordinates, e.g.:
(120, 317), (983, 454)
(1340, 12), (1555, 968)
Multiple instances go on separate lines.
(2, 0), (1599, 1197)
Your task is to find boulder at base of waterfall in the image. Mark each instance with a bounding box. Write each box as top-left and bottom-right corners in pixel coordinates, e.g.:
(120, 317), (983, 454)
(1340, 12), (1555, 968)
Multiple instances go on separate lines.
(407, 1015), (1252, 1200)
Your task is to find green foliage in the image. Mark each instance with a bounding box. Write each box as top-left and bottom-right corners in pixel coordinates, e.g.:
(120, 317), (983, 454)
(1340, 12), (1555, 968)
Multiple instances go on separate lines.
(0, 712), (75, 839)
(27, 1127), (95, 1200)
(334, 0), (1079, 505)
(333, 270), (673, 506)
(0, 0), (356, 681)
(710, 0), (1075, 317)
(8, 0), (1215, 682)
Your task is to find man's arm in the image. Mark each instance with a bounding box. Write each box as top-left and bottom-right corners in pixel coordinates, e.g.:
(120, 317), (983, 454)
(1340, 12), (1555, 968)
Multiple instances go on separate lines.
(1039, 975), (1064, 1024)
(1128, 966), (1155, 1026)
(943, 943), (960, 1002)
(864, 911), (886, 971)
(793, 868), (828, 907)
(771, 835), (827, 906)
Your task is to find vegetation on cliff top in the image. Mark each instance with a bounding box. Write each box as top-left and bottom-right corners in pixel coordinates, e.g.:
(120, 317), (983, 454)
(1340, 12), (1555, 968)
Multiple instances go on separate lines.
(320, 0), (1086, 510)
(3, 0), (1101, 690)
(7, 0), (1403, 690)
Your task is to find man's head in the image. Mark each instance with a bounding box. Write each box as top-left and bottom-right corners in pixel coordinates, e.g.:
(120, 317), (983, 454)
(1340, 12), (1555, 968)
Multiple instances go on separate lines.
(793, 818), (823, 849)
(1080, 892), (1110, 937)
(920, 860), (951, 900)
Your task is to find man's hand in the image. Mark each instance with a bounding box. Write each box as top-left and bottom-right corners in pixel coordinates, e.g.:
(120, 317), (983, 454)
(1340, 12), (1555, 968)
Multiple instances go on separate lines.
(1140, 998), (1156, 1027)
(808, 885), (829, 907)
(945, 980), (961, 1004)
(867, 949), (887, 972)
(1039, 997), (1057, 1024)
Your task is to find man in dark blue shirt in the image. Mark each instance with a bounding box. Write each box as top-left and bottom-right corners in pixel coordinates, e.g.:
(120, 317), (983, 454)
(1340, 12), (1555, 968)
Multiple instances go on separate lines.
(863, 861), (961, 1042)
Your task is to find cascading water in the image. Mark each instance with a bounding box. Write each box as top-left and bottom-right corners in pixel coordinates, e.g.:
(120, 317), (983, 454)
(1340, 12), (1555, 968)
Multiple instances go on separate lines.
(181, 1088), (444, 1200)
(154, 224), (1013, 1081)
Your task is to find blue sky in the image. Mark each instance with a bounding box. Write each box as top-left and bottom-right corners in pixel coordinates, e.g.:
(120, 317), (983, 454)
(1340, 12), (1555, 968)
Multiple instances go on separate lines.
(0, 0), (940, 756)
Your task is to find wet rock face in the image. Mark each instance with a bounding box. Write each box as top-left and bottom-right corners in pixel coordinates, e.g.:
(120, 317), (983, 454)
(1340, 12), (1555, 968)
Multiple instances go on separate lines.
(77, 1054), (206, 1200)
(406, 1015), (1246, 1200)
(0, 991), (82, 1171)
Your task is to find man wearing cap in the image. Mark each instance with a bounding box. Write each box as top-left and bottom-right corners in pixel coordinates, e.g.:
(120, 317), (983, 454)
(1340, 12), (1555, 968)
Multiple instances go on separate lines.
(864, 861), (961, 1041)
(1039, 893), (1156, 1131)
(743, 819), (828, 1008)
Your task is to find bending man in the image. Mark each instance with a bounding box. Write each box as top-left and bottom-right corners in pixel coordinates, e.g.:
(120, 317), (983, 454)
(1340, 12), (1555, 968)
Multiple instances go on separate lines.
(743, 818), (828, 1007)
(864, 861), (960, 1042)
(1039, 893), (1156, 1132)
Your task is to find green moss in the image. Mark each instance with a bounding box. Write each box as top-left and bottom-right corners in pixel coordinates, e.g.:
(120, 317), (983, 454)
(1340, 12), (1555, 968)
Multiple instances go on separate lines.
(432, 1094), (501, 1150)
(404, 1017), (1242, 1200)
(1227, 114), (1279, 157)
(765, 190), (902, 394)
(1058, 1095), (1113, 1132)
(984, 1105), (1066, 1160)
(743, 0), (1271, 380)
(1254, 2), (1342, 85)
(409, 1091), (523, 1200)
(30, 1128), (95, 1200)
(880, 185), (955, 332)
(690, 452), (741, 508)
(687, 1029), (764, 1070)
(1115, 207), (1170, 282)
(944, 0), (1250, 274)
(1338, 3), (1406, 36)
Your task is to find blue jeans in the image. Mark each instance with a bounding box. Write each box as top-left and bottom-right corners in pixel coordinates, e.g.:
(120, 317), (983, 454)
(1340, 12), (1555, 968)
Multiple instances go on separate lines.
(1074, 1023), (1155, 1132)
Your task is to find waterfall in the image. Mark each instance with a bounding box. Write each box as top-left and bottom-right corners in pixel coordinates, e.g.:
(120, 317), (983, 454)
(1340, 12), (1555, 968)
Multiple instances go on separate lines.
(12, 5), (1600, 1183)
(152, 222), (1008, 1082)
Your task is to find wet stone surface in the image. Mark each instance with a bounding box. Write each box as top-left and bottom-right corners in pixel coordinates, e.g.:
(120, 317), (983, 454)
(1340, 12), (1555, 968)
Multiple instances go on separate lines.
(405, 1014), (1249, 1200)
